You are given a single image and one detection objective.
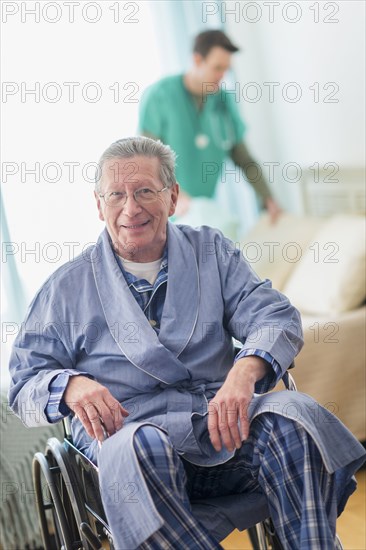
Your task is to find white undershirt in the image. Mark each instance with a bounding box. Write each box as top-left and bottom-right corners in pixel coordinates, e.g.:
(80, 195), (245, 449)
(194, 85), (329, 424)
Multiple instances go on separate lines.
(119, 257), (163, 285)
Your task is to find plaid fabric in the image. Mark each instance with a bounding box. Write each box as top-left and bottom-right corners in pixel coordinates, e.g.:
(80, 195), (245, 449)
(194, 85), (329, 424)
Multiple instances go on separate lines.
(134, 426), (223, 550)
(131, 413), (346, 550)
(47, 372), (70, 420)
(115, 250), (168, 334)
(254, 414), (338, 549)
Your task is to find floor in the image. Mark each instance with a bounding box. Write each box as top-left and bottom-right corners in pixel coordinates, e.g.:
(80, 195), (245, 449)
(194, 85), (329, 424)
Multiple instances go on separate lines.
(222, 469), (366, 549)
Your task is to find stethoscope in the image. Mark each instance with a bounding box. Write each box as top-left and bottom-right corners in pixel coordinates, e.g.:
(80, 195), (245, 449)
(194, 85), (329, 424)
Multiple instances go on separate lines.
(183, 82), (236, 152)
(205, 107), (236, 151)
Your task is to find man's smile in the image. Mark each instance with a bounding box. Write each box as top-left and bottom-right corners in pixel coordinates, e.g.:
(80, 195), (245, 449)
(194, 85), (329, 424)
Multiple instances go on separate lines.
(121, 220), (150, 229)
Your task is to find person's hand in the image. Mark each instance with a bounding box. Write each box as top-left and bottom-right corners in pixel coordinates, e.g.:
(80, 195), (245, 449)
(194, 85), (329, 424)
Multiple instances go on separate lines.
(265, 197), (282, 224)
(208, 356), (269, 452)
(63, 376), (129, 442)
(175, 190), (192, 217)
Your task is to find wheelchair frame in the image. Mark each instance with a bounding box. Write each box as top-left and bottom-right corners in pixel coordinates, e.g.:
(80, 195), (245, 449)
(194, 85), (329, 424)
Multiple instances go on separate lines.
(32, 370), (344, 550)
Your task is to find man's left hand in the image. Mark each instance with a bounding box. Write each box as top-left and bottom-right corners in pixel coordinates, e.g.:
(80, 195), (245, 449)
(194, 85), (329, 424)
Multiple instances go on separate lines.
(265, 197), (282, 224)
(208, 356), (269, 452)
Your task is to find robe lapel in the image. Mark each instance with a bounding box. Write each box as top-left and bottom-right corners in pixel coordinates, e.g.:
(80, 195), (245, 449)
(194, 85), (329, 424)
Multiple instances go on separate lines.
(91, 229), (191, 385)
(158, 223), (200, 356)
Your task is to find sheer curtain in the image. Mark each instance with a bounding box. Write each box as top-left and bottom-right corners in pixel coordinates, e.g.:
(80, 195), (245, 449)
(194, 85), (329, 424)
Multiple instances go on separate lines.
(1, 3), (162, 386)
(148, 0), (260, 237)
(149, 0), (216, 72)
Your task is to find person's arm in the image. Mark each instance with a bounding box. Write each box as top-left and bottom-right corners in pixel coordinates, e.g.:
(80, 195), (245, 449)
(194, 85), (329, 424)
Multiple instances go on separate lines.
(230, 142), (282, 223)
(8, 287), (127, 440)
(46, 372), (89, 422)
(62, 375), (128, 442)
(208, 355), (268, 452)
(208, 348), (283, 452)
(10, 333), (128, 441)
(207, 231), (303, 451)
(234, 348), (282, 391)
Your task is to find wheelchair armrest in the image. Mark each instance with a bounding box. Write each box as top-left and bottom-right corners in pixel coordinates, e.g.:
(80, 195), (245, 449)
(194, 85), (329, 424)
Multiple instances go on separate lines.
(282, 369), (298, 391)
(63, 415), (73, 441)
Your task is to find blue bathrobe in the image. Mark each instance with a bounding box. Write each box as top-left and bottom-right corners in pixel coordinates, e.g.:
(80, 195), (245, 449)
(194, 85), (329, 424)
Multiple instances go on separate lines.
(9, 223), (366, 544)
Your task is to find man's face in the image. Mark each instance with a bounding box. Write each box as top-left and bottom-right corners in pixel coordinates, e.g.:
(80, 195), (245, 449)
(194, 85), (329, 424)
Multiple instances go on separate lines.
(95, 156), (179, 262)
(195, 46), (232, 93)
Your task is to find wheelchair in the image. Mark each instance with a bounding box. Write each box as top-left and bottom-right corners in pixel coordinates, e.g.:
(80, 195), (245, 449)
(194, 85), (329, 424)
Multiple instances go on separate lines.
(32, 370), (344, 550)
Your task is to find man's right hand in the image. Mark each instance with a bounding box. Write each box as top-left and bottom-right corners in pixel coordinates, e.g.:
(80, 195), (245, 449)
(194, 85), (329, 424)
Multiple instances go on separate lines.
(63, 376), (129, 442)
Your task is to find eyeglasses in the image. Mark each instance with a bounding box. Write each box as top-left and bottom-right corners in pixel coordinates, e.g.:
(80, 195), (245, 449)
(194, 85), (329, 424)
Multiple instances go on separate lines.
(99, 186), (168, 207)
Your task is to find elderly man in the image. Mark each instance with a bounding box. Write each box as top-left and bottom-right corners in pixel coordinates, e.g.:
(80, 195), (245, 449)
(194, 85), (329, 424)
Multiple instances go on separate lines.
(9, 137), (365, 549)
(139, 29), (282, 223)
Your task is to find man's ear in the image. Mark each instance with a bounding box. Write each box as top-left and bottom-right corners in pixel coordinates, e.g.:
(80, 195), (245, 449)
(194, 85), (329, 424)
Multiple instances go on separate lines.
(168, 183), (179, 216)
(94, 191), (105, 221)
(193, 52), (204, 68)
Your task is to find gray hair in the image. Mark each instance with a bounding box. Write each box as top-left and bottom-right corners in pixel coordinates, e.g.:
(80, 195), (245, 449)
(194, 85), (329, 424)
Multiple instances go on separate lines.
(95, 136), (177, 192)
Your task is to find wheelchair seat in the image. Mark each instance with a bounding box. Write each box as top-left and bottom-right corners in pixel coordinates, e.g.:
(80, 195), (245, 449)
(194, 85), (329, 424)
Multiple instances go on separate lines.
(191, 491), (269, 542)
(32, 370), (344, 550)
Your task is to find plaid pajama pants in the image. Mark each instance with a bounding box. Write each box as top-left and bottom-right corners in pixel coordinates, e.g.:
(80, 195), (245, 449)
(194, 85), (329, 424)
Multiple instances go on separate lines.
(129, 413), (357, 550)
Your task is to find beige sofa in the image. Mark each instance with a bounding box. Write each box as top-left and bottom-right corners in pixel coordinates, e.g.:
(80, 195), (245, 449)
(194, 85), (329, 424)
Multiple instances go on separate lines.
(241, 213), (366, 441)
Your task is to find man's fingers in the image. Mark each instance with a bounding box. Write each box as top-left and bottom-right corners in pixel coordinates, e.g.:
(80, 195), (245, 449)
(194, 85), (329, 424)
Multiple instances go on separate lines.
(239, 403), (250, 441)
(84, 402), (106, 442)
(99, 398), (127, 435)
(218, 402), (234, 451)
(209, 398), (249, 452)
(63, 377), (129, 442)
(208, 401), (222, 451)
(227, 407), (242, 450)
(208, 400), (237, 452)
(75, 401), (123, 442)
(97, 402), (116, 436)
(74, 404), (96, 440)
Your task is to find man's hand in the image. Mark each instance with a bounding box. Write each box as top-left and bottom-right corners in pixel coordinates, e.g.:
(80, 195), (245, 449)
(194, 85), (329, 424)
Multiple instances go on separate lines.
(208, 356), (269, 452)
(265, 197), (282, 224)
(63, 376), (129, 442)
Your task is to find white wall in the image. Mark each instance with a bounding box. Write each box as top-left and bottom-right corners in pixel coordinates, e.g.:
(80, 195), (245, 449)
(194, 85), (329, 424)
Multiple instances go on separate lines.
(223, 0), (365, 212)
(1, 2), (163, 388)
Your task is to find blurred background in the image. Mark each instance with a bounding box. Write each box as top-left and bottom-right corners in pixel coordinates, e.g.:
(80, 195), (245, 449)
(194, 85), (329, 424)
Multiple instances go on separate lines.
(1, 2), (365, 548)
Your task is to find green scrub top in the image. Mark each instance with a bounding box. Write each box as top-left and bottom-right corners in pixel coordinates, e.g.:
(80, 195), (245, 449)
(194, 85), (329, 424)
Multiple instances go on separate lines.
(138, 75), (245, 198)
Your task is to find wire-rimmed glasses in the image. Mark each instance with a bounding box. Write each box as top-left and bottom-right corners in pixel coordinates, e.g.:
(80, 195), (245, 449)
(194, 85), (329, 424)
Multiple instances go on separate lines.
(99, 186), (168, 207)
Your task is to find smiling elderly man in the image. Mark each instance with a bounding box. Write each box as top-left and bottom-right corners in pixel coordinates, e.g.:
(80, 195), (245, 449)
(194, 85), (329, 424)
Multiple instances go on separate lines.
(9, 137), (365, 549)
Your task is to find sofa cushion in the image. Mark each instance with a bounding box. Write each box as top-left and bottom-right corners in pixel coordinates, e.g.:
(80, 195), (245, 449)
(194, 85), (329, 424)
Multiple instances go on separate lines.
(283, 215), (366, 314)
(241, 213), (323, 290)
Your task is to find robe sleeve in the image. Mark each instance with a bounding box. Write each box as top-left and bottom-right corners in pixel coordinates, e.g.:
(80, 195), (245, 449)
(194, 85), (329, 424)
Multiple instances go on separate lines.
(8, 285), (93, 427)
(216, 233), (304, 388)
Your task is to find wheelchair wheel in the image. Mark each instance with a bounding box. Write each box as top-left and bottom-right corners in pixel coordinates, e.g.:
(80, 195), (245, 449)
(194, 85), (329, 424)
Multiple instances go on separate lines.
(33, 437), (98, 549)
(247, 518), (283, 550)
(33, 451), (81, 549)
(248, 519), (344, 550)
